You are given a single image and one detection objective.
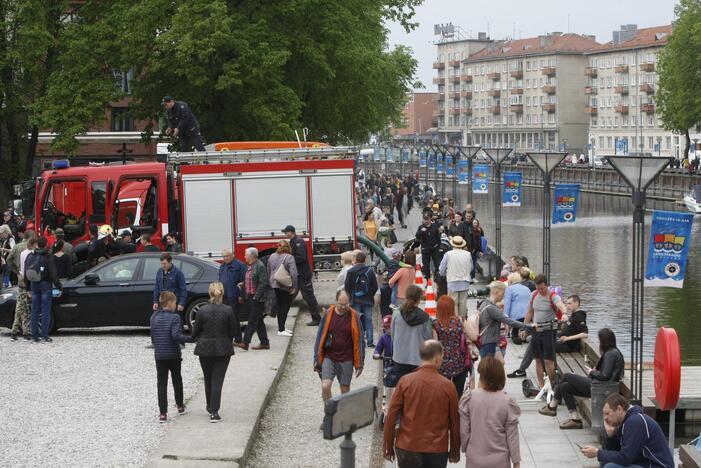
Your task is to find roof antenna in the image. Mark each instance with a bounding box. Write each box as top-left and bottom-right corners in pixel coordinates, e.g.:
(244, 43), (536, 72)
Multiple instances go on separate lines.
(567, 14), (570, 34)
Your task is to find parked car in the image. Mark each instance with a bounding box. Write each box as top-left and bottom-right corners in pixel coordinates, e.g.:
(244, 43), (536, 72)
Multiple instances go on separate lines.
(0, 253), (246, 333)
(0, 286), (18, 330)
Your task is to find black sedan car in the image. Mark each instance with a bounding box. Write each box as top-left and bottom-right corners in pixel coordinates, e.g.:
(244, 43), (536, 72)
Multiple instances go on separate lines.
(0, 253), (241, 332)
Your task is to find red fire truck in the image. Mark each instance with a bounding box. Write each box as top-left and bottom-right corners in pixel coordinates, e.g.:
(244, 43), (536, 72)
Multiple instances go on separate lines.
(29, 142), (358, 270)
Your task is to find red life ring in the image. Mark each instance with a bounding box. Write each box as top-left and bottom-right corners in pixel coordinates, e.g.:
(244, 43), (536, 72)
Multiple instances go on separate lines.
(654, 327), (681, 410)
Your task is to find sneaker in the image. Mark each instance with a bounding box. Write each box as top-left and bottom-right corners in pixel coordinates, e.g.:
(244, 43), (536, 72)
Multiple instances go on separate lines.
(306, 320), (320, 327)
(23, 335), (31, 341)
(285, 329), (294, 335)
(277, 330), (293, 337)
(206, 406), (211, 416)
(538, 405), (557, 417)
(43, 337), (53, 343)
(10, 333), (18, 341)
(251, 344), (270, 350)
(177, 405), (187, 415)
(559, 418), (583, 430)
(32, 337), (40, 343)
(159, 414), (168, 423)
(210, 413), (221, 423)
(507, 369), (526, 378)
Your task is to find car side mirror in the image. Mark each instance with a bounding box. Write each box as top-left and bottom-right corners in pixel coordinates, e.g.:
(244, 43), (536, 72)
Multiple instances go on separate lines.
(84, 273), (100, 286)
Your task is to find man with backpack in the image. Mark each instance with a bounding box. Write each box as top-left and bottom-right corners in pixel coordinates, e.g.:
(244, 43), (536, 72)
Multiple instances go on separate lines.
(24, 237), (62, 343)
(344, 251), (378, 347)
(524, 275), (568, 389)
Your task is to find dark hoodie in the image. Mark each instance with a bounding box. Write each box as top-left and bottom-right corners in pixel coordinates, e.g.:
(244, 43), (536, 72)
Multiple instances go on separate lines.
(392, 306), (432, 366)
(344, 263), (378, 307)
(598, 405), (673, 468)
(24, 248), (62, 290)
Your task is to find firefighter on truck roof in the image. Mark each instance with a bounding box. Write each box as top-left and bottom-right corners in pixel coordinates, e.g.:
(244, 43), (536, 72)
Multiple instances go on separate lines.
(162, 96), (206, 152)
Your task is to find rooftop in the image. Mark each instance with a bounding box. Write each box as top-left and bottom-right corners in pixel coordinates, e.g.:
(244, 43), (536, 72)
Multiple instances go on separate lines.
(465, 33), (599, 62)
(588, 24), (673, 53)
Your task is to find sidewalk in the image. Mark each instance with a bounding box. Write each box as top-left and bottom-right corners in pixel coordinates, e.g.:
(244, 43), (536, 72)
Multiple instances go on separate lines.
(146, 307), (300, 468)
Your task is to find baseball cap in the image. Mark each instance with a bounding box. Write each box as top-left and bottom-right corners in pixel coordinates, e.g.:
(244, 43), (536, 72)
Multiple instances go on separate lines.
(54, 228), (65, 237)
(282, 225), (296, 233)
(161, 95), (174, 104)
(120, 230), (132, 238)
(382, 315), (392, 327)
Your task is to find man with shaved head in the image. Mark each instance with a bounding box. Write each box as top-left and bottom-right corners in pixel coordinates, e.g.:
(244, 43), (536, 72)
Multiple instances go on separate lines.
(218, 248), (246, 344)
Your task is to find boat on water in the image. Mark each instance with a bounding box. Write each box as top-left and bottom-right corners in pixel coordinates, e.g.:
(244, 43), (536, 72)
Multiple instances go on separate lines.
(683, 185), (701, 214)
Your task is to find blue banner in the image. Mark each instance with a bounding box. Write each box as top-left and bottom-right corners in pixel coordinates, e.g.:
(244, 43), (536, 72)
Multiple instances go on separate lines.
(386, 147), (394, 163)
(472, 164), (489, 194)
(419, 150), (427, 168)
(645, 210), (694, 288)
(552, 184), (580, 223)
(457, 160), (469, 184)
(446, 155), (454, 176)
(436, 153), (444, 174)
(373, 146), (381, 162)
(502, 172), (522, 207)
(428, 152), (436, 170)
(401, 149), (409, 163)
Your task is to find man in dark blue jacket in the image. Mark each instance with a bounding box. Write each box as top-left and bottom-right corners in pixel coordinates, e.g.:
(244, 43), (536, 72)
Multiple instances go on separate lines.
(163, 96), (205, 152)
(152, 253), (187, 313)
(344, 251), (378, 347)
(219, 248), (246, 343)
(284, 225), (322, 326)
(581, 393), (673, 468)
(150, 291), (193, 423)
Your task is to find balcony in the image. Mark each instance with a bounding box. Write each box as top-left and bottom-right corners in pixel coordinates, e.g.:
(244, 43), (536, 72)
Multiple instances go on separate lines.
(640, 62), (655, 72)
(450, 75), (461, 83)
(432, 61), (445, 70)
(640, 83), (655, 94)
(487, 89), (501, 97)
(487, 72), (501, 80)
(462, 74), (473, 83)
(449, 108), (461, 115)
(437, 94), (445, 101)
(614, 105), (629, 114)
(543, 103), (556, 113)
(488, 106), (501, 114)
(431, 118), (439, 127)
(641, 103), (655, 113)
(584, 86), (597, 95)
(510, 104), (524, 113)
(510, 69), (523, 78)
(585, 106), (598, 115)
(615, 64), (629, 73)
(511, 87), (523, 95)
(461, 90), (473, 99)
(542, 66), (556, 76)
(433, 77), (445, 85)
(432, 110), (442, 117)
(542, 85), (556, 94)
(585, 67), (598, 77)
(614, 85), (629, 95)
(463, 108), (472, 115)
(449, 59), (461, 68)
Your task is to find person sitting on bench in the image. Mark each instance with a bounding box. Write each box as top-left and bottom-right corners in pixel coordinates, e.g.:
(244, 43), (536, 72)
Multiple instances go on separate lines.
(538, 328), (624, 429)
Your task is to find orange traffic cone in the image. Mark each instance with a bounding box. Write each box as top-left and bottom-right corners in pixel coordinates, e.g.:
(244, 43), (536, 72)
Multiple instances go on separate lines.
(414, 263), (425, 291)
(424, 278), (436, 317)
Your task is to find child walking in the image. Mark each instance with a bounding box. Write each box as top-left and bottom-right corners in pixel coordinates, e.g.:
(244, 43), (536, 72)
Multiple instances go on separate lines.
(373, 315), (396, 427)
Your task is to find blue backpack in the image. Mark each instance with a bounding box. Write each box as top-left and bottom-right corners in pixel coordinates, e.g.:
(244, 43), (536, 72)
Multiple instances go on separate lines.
(354, 268), (372, 297)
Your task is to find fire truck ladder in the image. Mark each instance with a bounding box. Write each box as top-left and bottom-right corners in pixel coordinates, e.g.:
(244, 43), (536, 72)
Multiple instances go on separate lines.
(166, 146), (358, 164)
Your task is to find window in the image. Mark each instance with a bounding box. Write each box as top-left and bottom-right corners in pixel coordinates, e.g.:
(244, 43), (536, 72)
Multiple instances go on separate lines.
(666, 136), (671, 150)
(111, 107), (134, 132)
(607, 136), (613, 149)
(91, 181), (106, 224)
(648, 115), (654, 126)
(548, 114), (555, 124)
(112, 69), (134, 94)
(648, 136), (654, 149)
(599, 136), (604, 148)
(526, 115), (531, 124)
(592, 117), (597, 127)
(97, 257), (141, 282)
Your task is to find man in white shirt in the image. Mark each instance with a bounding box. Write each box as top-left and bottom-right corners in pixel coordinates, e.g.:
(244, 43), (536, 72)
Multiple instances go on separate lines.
(438, 236), (473, 319)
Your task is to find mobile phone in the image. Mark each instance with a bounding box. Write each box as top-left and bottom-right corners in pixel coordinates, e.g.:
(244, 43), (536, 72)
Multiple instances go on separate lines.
(576, 443), (584, 449)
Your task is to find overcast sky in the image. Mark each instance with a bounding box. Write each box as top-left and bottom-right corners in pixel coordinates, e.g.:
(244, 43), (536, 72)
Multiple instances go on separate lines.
(388, 0), (678, 90)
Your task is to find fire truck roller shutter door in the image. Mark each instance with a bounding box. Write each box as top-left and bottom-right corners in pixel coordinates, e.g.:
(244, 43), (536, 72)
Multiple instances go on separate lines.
(310, 175), (354, 240)
(234, 177), (308, 237)
(182, 179), (233, 257)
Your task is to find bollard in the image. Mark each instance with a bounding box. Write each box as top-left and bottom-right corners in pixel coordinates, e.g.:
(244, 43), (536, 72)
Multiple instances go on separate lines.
(340, 433), (356, 468)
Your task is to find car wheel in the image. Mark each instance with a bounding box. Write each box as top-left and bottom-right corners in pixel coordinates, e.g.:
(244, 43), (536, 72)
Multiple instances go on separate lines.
(186, 297), (209, 331)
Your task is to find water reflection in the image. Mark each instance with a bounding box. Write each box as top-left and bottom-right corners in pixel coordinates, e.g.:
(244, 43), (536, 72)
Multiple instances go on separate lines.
(472, 187), (701, 364)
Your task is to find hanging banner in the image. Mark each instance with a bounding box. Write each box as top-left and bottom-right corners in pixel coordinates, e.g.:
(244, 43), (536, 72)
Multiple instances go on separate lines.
(419, 150), (427, 168)
(457, 160), (469, 184)
(645, 210), (694, 288)
(401, 149), (409, 164)
(428, 152), (436, 170)
(502, 172), (522, 207)
(552, 184), (580, 223)
(446, 155), (454, 176)
(373, 146), (381, 162)
(386, 147), (394, 163)
(472, 164), (489, 194)
(436, 153), (444, 174)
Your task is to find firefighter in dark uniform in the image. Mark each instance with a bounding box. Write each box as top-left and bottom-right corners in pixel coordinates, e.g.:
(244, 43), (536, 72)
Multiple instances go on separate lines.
(283, 225), (322, 326)
(162, 96), (206, 152)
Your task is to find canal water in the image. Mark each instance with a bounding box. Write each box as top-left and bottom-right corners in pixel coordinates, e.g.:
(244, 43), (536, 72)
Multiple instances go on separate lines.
(470, 186), (701, 365)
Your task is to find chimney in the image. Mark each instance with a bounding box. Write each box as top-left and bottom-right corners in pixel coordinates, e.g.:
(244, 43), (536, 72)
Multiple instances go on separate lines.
(477, 32), (488, 40)
(539, 35), (553, 48)
(551, 31), (562, 36)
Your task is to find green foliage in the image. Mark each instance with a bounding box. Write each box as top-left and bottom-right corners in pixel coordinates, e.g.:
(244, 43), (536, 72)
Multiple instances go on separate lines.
(657, 0), (701, 156)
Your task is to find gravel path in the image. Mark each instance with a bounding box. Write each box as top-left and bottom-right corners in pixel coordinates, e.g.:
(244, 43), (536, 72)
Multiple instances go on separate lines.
(0, 328), (201, 468)
(248, 275), (382, 468)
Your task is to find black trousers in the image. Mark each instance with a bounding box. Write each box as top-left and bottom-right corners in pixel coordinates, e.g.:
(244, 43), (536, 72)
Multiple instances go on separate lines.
(395, 363), (418, 383)
(274, 288), (293, 332)
(518, 340), (579, 372)
(554, 373), (591, 412)
(156, 358), (184, 414)
(396, 447), (448, 468)
(451, 370), (468, 399)
(421, 249), (441, 280)
(179, 128), (205, 152)
(224, 299), (243, 343)
(199, 356), (231, 414)
(243, 299), (269, 345)
(298, 276), (321, 321)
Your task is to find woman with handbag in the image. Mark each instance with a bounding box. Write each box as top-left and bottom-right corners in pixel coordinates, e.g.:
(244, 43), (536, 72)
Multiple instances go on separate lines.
(267, 240), (298, 337)
(432, 295), (470, 397)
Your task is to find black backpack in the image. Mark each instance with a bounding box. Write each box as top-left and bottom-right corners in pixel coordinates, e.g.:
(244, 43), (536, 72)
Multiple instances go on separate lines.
(25, 253), (47, 283)
(353, 267), (372, 298)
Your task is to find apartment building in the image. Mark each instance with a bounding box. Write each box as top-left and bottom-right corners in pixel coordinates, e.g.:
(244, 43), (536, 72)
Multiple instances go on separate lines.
(463, 33), (598, 153)
(432, 33), (493, 145)
(585, 24), (675, 157)
(390, 92), (439, 143)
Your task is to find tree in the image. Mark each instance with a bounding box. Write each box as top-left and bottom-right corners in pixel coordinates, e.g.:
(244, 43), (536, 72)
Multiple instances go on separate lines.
(657, 0), (701, 159)
(37, 0), (420, 151)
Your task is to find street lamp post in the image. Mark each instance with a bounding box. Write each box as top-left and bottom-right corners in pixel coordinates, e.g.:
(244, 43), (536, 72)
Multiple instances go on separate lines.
(606, 155), (672, 402)
(656, 136), (663, 157)
(590, 137), (596, 170)
(483, 148), (514, 260)
(456, 146), (481, 206)
(525, 152), (568, 280)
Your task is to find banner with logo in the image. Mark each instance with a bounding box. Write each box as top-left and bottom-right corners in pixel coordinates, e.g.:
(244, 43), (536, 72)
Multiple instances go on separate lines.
(552, 184), (580, 223)
(386, 147), (394, 163)
(502, 172), (522, 207)
(446, 155), (454, 176)
(436, 153), (444, 174)
(428, 152), (436, 170)
(373, 146), (380, 162)
(419, 150), (427, 168)
(457, 160), (469, 184)
(401, 149), (409, 164)
(472, 164), (489, 194)
(645, 210), (694, 288)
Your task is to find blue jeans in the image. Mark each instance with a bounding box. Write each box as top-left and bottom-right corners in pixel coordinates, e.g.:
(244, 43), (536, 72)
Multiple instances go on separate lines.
(479, 342), (497, 358)
(355, 304), (374, 346)
(31, 283), (53, 339)
(390, 284), (398, 305)
(602, 463), (646, 468)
